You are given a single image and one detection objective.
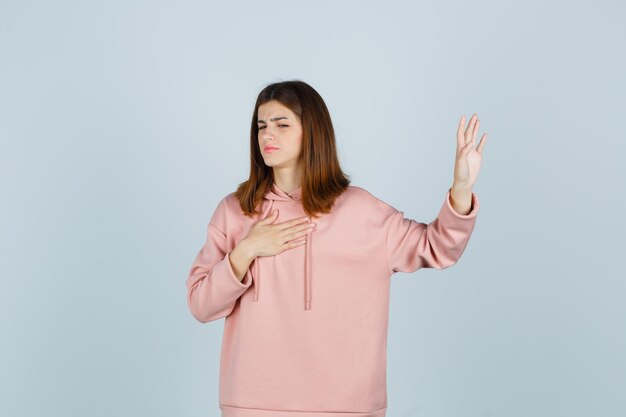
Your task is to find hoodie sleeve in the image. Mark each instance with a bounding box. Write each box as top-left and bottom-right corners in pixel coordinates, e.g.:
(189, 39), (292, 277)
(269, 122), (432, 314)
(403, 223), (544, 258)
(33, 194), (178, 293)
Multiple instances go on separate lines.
(384, 187), (480, 274)
(186, 197), (254, 323)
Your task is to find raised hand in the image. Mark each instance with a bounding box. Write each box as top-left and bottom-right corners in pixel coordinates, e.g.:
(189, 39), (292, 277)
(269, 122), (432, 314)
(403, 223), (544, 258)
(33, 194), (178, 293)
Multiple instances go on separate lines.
(453, 113), (487, 190)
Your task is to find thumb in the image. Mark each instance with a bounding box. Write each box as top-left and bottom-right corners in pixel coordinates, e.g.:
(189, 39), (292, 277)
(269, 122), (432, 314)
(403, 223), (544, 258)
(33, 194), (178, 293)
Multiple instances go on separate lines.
(264, 208), (278, 222)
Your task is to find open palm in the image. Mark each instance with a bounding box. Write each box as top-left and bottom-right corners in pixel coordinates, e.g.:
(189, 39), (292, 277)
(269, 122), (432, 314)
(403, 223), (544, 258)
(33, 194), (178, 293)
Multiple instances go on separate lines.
(453, 113), (487, 189)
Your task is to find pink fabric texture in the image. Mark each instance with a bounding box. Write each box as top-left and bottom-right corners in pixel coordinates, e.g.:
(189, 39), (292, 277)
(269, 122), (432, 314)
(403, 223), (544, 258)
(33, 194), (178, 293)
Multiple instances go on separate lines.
(186, 184), (480, 416)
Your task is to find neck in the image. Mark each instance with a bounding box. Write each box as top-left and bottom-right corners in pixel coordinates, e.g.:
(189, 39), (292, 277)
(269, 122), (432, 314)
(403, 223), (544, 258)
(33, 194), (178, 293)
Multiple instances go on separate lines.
(272, 168), (302, 194)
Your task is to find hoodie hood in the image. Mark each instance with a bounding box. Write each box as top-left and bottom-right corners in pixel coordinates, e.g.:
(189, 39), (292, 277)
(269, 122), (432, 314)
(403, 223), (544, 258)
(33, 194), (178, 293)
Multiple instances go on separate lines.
(253, 183), (313, 310)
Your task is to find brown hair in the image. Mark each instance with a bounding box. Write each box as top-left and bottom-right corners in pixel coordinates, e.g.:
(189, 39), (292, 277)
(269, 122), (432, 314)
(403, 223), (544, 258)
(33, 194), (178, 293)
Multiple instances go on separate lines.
(234, 80), (351, 219)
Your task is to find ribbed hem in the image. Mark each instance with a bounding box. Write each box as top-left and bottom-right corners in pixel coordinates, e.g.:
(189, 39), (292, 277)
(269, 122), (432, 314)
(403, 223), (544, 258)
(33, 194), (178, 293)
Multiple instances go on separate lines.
(220, 404), (387, 417)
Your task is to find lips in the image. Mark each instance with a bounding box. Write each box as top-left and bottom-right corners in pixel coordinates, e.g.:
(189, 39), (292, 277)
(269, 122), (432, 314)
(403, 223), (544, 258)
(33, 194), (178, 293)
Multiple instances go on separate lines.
(264, 147), (279, 152)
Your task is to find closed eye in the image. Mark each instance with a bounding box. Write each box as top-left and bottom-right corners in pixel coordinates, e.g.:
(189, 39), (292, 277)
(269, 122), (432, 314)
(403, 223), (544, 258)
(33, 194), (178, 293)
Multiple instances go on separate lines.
(258, 125), (288, 130)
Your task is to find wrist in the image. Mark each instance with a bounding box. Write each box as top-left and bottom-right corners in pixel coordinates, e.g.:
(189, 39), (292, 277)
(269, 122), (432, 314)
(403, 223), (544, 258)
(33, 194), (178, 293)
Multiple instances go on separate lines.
(451, 182), (472, 194)
(449, 185), (473, 215)
(237, 238), (257, 261)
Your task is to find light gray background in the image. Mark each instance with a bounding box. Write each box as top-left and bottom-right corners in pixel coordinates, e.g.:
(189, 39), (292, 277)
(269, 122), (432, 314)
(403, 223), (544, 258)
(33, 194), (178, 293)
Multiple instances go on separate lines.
(1, 1), (624, 416)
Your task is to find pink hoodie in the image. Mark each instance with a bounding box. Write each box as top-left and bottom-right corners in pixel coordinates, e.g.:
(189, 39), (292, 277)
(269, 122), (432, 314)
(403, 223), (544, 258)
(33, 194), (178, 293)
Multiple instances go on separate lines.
(186, 183), (480, 417)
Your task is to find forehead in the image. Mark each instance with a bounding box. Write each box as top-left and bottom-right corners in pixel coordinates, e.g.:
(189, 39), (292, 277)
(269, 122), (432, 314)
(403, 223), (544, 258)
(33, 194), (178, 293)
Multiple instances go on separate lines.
(257, 101), (294, 120)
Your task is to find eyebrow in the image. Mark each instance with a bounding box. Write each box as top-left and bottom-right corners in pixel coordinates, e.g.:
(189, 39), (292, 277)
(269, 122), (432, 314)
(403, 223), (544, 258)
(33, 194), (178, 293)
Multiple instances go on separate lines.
(257, 116), (289, 124)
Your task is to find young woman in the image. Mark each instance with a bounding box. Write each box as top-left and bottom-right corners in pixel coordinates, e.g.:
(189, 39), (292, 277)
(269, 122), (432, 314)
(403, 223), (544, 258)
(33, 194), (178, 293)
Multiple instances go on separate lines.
(186, 80), (487, 417)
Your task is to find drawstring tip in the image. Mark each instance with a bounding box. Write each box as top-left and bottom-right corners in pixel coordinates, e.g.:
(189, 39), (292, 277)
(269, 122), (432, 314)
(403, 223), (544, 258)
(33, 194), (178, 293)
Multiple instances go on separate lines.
(305, 301), (311, 310)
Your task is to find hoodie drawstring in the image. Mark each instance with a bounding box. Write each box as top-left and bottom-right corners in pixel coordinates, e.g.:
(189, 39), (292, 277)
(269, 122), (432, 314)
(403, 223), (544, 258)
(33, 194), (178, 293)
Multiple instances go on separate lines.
(251, 184), (311, 310)
(252, 199), (273, 305)
(304, 222), (312, 310)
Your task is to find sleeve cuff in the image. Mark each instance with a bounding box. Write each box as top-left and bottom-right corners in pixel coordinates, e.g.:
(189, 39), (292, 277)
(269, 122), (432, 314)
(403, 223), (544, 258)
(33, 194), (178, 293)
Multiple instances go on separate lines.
(445, 188), (480, 219)
(225, 252), (254, 288)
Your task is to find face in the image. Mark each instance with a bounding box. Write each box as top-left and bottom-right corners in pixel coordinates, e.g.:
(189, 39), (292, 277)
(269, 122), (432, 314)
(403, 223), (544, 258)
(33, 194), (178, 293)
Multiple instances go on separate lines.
(257, 100), (303, 170)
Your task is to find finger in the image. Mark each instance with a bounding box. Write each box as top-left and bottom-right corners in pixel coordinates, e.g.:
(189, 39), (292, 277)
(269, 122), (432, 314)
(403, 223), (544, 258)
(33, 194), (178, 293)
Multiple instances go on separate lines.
(283, 235), (308, 244)
(283, 224), (314, 241)
(465, 113), (477, 144)
(263, 209), (279, 223)
(277, 215), (311, 229)
(457, 115), (466, 147)
(472, 118), (480, 143)
(465, 113), (478, 143)
(477, 133), (487, 154)
(286, 238), (307, 249)
(291, 222), (316, 233)
(462, 139), (473, 155)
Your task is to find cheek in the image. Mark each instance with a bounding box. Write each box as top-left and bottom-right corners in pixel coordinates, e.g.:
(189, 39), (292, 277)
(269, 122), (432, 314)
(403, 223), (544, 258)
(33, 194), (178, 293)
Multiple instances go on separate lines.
(290, 137), (303, 153)
(293, 132), (303, 147)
